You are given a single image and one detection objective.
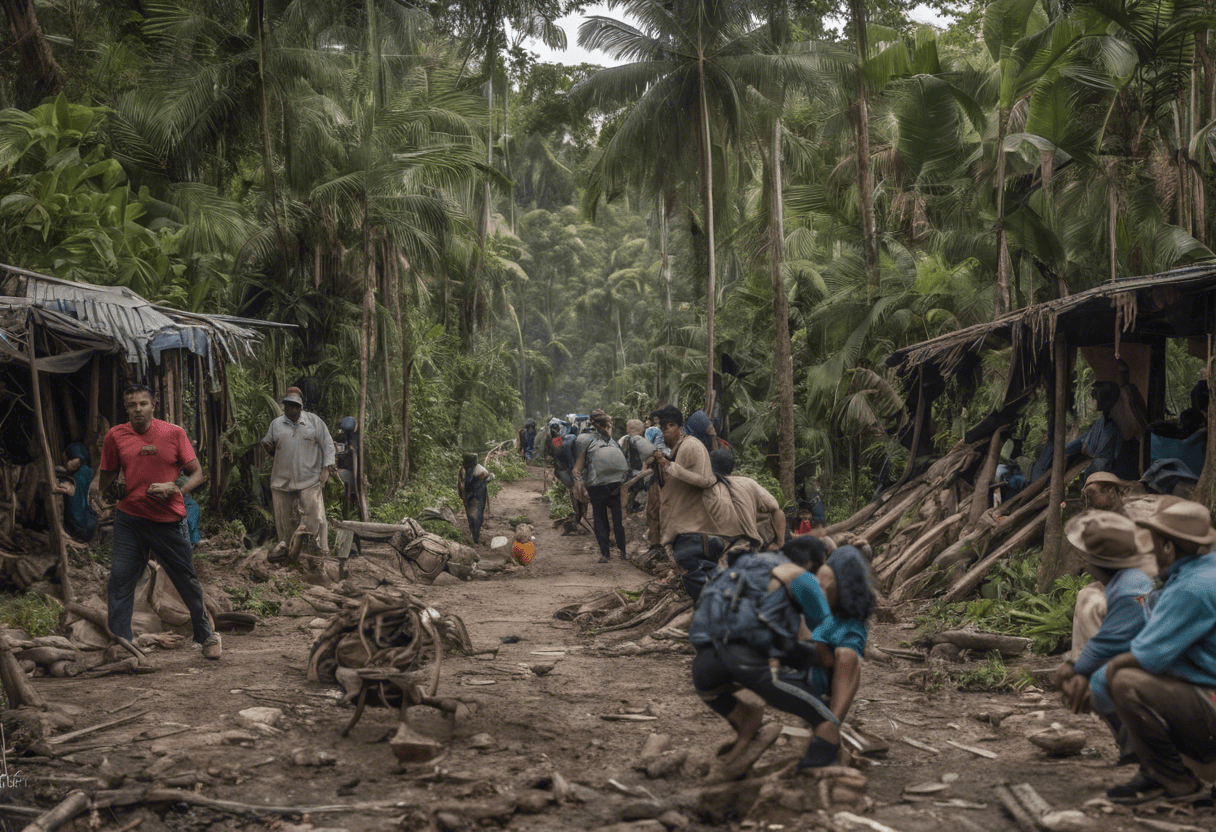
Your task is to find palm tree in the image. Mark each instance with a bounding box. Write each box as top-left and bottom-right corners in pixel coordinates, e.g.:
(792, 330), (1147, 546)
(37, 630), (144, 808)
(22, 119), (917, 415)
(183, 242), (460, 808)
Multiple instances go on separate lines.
(576, 0), (817, 416)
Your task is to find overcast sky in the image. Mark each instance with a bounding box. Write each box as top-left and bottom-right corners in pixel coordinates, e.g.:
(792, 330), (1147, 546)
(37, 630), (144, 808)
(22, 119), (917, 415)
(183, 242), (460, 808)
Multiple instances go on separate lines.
(521, 4), (953, 67)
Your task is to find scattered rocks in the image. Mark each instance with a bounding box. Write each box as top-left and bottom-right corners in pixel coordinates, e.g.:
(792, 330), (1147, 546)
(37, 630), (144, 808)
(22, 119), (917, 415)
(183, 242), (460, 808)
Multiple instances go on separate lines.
(433, 571), (461, 586)
(1039, 810), (1095, 831)
(405, 705), (454, 741)
(635, 733), (672, 768)
(389, 722), (444, 764)
(928, 643), (964, 664)
(290, 747), (336, 767)
(1028, 725), (1087, 757)
(656, 810), (689, 829)
(621, 800), (666, 821)
(468, 732), (495, 749)
(238, 707), (284, 728)
(514, 789), (556, 814)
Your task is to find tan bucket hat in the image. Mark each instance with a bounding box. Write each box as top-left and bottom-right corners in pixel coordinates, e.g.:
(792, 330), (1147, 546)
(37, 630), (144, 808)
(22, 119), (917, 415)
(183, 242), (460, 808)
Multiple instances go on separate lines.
(1082, 472), (1132, 490)
(1135, 499), (1216, 546)
(282, 386), (304, 406)
(1065, 510), (1153, 569)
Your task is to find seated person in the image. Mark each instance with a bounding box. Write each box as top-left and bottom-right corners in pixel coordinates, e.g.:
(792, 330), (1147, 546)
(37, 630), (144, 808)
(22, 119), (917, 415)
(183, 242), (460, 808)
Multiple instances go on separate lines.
(1053, 511), (1156, 766)
(1101, 500), (1216, 805)
(690, 539), (873, 771)
(1066, 382), (1127, 481)
(52, 442), (98, 543)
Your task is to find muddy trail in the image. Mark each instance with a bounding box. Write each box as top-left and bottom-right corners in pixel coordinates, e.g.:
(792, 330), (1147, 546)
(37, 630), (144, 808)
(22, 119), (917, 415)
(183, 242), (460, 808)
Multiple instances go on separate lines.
(2, 470), (1210, 832)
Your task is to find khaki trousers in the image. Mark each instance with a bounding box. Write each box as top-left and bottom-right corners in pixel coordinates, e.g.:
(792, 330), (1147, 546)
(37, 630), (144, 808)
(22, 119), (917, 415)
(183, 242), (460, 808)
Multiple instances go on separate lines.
(272, 485), (329, 554)
(1069, 582), (1107, 663)
(645, 479), (662, 547)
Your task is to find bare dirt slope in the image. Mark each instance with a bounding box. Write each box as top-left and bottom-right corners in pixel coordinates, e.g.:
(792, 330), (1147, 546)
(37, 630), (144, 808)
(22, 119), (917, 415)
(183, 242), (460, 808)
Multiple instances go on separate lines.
(3, 471), (1211, 832)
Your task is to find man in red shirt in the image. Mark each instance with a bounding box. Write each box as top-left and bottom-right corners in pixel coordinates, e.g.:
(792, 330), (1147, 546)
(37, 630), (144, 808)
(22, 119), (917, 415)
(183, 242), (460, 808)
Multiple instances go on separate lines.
(99, 384), (220, 660)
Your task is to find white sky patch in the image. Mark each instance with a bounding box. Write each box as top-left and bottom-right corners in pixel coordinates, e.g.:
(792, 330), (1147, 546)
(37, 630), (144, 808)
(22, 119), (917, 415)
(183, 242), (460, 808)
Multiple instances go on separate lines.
(519, 3), (953, 67)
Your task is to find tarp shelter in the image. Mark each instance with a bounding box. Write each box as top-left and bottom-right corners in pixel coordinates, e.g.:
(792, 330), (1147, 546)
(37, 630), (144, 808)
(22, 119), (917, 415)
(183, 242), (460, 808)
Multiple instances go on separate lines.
(824, 263), (1216, 603)
(0, 263), (286, 601)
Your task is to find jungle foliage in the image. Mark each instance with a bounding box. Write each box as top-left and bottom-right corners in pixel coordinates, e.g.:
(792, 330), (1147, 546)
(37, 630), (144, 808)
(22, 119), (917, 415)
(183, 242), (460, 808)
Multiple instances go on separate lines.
(1, 0), (1214, 535)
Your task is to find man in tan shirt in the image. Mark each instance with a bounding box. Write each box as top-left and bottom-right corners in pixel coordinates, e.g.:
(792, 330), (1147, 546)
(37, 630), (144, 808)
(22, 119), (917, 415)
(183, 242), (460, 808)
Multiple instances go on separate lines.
(710, 449), (785, 550)
(651, 405), (743, 598)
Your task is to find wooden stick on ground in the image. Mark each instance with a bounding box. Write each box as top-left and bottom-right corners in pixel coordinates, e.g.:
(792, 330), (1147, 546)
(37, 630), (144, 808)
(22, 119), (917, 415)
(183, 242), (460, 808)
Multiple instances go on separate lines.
(62, 602), (144, 661)
(0, 627), (45, 709)
(19, 790), (88, 832)
(48, 711), (147, 746)
(92, 787), (414, 815)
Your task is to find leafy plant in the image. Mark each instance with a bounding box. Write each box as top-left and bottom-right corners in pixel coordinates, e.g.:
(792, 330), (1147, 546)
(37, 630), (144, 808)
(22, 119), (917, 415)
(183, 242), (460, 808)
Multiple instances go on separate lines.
(955, 651), (1033, 692)
(919, 548), (1089, 653)
(0, 592), (61, 637)
(227, 585), (281, 618)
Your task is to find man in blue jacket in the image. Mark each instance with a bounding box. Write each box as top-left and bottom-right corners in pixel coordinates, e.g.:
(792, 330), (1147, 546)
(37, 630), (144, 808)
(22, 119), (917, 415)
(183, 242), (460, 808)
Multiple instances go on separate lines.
(1103, 499), (1216, 805)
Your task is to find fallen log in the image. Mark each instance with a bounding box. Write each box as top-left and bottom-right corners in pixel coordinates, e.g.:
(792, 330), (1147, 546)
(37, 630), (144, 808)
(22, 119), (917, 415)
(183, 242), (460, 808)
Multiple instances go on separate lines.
(928, 630), (1031, 657)
(19, 790), (89, 832)
(92, 787), (413, 815)
(48, 710), (147, 745)
(940, 508), (1049, 605)
(0, 627), (45, 709)
(859, 483), (933, 545)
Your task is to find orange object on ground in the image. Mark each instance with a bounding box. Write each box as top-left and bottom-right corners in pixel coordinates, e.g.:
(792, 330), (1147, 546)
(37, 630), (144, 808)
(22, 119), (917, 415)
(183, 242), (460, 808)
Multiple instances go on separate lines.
(512, 540), (536, 565)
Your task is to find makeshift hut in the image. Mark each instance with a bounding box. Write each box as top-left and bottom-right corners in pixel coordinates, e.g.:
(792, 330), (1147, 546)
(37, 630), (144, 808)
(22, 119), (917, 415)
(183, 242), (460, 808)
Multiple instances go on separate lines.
(0, 263), (284, 602)
(831, 262), (1216, 602)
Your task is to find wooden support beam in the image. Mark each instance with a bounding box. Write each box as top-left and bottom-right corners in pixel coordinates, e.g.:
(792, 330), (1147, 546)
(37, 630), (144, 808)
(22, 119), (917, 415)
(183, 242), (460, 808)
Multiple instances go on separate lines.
(27, 320), (73, 606)
(1038, 335), (1072, 592)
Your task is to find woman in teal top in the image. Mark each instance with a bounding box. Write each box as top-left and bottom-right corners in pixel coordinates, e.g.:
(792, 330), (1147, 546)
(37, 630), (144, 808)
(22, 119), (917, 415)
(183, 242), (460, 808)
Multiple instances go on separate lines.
(53, 442), (98, 542)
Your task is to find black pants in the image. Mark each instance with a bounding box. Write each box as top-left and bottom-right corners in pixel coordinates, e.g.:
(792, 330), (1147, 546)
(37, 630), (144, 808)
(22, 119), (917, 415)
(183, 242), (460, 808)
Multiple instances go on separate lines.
(109, 509), (212, 644)
(693, 643), (829, 726)
(587, 482), (627, 558)
(673, 533), (728, 600)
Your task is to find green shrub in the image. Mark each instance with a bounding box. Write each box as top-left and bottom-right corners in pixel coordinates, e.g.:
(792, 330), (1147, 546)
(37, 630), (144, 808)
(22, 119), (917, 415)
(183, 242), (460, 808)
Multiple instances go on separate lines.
(918, 547), (1088, 654)
(955, 652), (1032, 692)
(0, 592), (61, 637)
(227, 585), (281, 618)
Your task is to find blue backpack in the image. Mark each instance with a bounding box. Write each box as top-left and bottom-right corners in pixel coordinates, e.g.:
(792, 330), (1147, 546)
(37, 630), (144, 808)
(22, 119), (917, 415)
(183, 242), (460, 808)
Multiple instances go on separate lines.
(688, 552), (804, 661)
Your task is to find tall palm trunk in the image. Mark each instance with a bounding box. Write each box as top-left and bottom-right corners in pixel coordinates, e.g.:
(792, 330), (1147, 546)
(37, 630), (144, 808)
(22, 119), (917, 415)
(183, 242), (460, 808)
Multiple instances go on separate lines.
(769, 114), (796, 504)
(251, 0), (288, 264)
(697, 18), (718, 415)
(358, 200), (373, 522)
(849, 0), (879, 299)
(400, 283), (414, 484)
(1, 0), (61, 108)
(994, 110), (1013, 314)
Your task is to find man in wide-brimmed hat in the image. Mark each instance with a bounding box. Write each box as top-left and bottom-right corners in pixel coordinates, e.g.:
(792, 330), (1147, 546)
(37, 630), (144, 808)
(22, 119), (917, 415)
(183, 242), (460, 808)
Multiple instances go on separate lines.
(1054, 511), (1156, 767)
(1101, 499), (1216, 805)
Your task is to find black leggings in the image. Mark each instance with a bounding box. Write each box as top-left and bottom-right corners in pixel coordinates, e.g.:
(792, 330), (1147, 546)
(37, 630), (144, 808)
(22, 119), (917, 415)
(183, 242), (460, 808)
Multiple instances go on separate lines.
(693, 644), (830, 726)
(587, 482), (627, 557)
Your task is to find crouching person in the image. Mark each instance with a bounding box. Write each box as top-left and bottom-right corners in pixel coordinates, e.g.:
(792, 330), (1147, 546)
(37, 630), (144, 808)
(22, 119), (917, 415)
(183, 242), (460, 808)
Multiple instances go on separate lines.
(689, 538), (874, 771)
(1053, 511), (1155, 766)
(1102, 500), (1216, 805)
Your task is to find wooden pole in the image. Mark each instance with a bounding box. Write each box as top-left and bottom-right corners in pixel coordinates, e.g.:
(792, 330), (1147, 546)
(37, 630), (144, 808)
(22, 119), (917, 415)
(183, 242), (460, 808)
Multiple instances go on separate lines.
(968, 428), (1005, 527)
(892, 369), (925, 492)
(1195, 332), (1216, 509)
(1038, 336), (1071, 592)
(87, 357), (100, 446)
(26, 317), (73, 605)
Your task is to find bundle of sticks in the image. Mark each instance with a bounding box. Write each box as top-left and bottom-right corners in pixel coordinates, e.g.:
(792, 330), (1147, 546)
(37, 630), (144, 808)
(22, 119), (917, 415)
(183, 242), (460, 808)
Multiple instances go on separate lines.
(307, 591), (472, 707)
(826, 438), (1088, 605)
(554, 580), (692, 636)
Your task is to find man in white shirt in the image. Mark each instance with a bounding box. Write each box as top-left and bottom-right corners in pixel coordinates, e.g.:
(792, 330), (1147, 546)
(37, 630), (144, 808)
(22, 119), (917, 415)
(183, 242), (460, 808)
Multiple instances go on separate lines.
(262, 387), (337, 557)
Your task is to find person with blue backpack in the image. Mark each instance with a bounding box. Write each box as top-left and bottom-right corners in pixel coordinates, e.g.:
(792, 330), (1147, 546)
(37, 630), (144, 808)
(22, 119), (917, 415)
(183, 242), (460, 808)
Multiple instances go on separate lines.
(689, 538), (874, 770)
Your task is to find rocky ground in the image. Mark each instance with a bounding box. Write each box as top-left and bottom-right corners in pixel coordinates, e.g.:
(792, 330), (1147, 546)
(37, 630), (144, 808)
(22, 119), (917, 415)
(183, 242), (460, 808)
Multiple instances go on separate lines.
(1, 470), (1213, 832)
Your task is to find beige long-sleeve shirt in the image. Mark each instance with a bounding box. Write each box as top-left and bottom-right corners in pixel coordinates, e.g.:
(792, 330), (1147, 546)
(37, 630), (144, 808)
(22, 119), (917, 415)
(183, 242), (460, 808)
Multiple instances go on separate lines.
(727, 475), (782, 545)
(658, 434), (744, 544)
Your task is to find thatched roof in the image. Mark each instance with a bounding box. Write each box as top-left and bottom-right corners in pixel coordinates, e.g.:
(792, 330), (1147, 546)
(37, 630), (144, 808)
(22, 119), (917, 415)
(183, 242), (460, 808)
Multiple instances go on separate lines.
(0, 263), (288, 372)
(887, 263), (1216, 377)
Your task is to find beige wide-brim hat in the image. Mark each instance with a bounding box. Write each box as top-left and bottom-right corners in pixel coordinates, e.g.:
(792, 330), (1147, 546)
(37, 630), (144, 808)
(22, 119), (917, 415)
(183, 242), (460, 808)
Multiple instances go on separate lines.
(1065, 510), (1154, 570)
(1135, 499), (1216, 546)
(1082, 472), (1132, 490)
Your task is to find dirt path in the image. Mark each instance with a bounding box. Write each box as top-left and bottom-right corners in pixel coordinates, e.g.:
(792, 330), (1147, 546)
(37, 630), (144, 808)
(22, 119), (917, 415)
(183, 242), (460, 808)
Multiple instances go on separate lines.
(4, 472), (1210, 832)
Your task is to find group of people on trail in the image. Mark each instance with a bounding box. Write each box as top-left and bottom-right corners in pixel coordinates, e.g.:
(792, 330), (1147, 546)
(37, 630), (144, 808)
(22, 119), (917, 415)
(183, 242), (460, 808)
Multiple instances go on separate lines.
(523, 402), (872, 770)
(1054, 475), (1216, 805)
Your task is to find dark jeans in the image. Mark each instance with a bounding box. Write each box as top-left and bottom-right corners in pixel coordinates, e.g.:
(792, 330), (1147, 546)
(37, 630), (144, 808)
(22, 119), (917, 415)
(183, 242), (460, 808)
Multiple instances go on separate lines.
(673, 533), (728, 600)
(693, 643), (829, 726)
(109, 509), (212, 644)
(465, 494), (486, 544)
(1111, 668), (1216, 795)
(587, 482), (627, 558)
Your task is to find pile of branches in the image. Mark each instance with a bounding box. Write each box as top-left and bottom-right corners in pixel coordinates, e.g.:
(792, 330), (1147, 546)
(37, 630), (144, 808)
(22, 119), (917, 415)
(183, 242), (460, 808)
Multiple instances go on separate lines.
(555, 580), (691, 637)
(307, 591), (472, 706)
(827, 439), (1090, 605)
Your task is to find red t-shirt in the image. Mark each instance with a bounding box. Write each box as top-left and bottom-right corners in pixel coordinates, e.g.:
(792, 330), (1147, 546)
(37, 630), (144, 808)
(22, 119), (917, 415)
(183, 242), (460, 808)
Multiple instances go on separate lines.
(101, 419), (196, 523)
